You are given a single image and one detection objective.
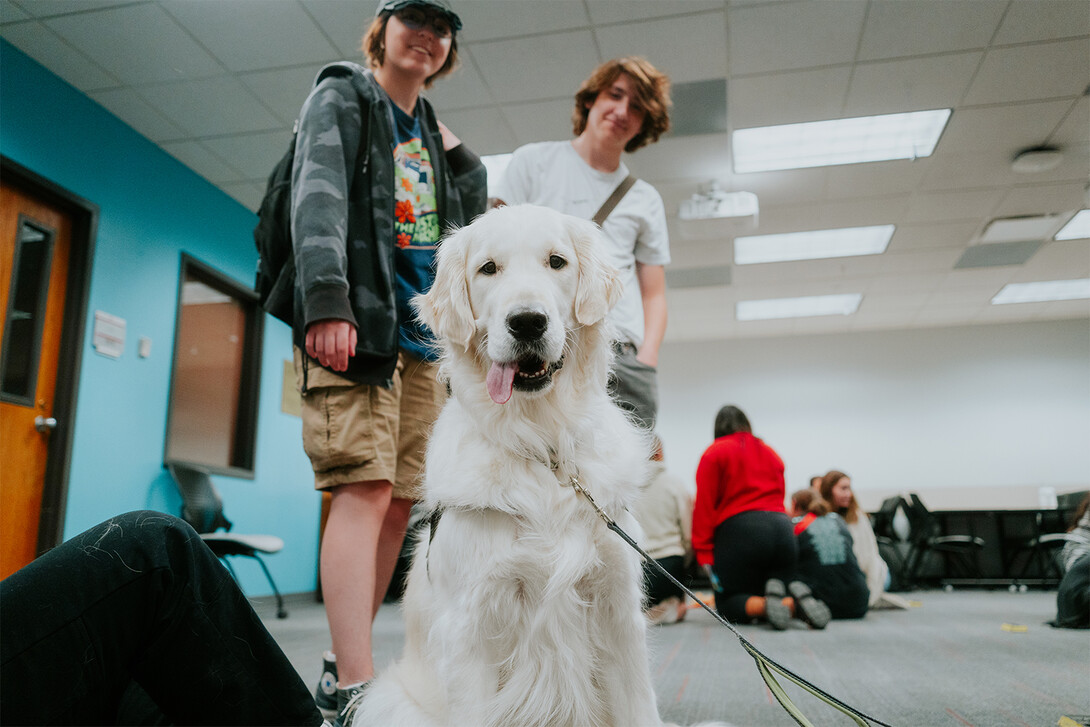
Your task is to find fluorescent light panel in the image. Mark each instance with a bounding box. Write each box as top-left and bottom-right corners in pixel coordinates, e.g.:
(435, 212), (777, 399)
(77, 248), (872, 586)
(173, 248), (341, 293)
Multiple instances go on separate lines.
(735, 225), (894, 265)
(732, 109), (951, 173)
(991, 278), (1090, 305)
(737, 293), (862, 321)
(1055, 210), (1090, 241)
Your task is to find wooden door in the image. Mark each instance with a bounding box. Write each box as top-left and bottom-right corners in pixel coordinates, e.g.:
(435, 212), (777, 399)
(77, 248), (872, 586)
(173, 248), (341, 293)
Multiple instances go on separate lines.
(0, 179), (72, 579)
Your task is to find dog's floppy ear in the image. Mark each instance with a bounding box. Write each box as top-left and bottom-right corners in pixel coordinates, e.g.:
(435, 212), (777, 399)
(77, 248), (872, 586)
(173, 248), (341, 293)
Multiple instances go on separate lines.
(569, 217), (623, 326)
(414, 224), (475, 351)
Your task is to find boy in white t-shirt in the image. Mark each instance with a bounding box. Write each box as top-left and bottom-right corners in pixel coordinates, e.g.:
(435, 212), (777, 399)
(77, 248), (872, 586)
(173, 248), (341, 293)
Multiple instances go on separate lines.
(493, 56), (672, 429)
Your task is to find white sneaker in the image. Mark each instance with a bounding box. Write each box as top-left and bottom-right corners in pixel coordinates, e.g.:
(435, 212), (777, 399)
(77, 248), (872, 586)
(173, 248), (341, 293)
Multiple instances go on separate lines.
(647, 596), (683, 625)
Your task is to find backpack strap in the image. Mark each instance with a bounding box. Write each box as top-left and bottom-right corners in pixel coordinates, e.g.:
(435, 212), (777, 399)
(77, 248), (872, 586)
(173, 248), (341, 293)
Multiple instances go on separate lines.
(591, 174), (636, 226)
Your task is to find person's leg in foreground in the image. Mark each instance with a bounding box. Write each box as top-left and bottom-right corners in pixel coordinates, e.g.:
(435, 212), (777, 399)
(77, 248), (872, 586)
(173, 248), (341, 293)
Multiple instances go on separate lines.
(0, 510), (321, 726)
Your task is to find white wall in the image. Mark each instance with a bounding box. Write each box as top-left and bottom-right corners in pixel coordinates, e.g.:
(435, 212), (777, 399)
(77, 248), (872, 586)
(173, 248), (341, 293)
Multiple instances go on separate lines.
(656, 318), (1090, 511)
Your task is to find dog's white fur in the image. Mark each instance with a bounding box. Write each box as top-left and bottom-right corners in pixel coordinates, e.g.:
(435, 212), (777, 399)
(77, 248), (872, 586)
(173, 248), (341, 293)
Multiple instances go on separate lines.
(356, 205), (727, 727)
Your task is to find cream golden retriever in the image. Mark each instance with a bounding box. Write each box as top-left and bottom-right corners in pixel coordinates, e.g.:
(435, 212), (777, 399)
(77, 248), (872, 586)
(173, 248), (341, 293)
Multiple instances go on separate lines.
(355, 204), (728, 727)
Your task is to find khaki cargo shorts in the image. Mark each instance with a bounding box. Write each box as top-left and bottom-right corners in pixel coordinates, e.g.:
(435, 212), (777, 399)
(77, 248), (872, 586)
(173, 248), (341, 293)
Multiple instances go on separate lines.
(293, 347), (446, 499)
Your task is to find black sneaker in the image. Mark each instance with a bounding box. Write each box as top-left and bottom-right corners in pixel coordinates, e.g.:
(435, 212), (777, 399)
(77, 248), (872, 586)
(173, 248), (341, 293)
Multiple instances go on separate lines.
(764, 578), (791, 630)
(314, 651), (337, 714)
(788, 580), (831, 630)
(334, 681), (371, 727)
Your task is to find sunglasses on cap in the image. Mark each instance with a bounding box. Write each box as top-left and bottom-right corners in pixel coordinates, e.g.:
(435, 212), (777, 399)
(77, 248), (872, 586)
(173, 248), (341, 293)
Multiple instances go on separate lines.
(394, 6), (454, 39)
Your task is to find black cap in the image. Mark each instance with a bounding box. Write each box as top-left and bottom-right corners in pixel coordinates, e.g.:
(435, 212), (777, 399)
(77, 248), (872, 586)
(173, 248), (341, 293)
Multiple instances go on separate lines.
(375, 0), (462, 32)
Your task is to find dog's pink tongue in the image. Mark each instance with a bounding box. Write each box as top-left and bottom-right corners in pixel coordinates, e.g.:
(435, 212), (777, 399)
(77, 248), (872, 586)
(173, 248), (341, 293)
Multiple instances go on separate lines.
(487, 361), (516, 404)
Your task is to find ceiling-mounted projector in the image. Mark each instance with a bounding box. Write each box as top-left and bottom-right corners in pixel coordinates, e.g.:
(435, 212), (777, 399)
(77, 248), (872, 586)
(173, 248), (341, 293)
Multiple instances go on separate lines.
(678, 182), (759, 221)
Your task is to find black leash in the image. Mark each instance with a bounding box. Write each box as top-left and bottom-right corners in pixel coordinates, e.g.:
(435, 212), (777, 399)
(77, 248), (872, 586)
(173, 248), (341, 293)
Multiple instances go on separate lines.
(565, 474), (895, 727)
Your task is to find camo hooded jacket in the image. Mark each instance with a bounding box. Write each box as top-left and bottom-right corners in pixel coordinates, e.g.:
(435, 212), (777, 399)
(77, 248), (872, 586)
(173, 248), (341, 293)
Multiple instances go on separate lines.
(290, 62), (487, 387)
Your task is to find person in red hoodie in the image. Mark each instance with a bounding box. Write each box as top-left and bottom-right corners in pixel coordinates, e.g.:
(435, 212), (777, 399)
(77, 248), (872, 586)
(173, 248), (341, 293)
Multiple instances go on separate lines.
(693, 405), (829, 630)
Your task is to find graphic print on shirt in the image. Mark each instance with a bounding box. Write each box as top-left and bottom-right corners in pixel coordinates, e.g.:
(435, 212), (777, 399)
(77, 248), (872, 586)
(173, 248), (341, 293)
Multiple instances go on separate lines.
(809, 516), (850, 565)
(393, 139), (440, 249)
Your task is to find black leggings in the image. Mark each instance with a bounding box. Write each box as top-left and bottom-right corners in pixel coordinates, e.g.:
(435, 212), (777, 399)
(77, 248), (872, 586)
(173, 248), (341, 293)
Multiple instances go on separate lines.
(712, 510), (798, 622)
(0, 511), (321, 726)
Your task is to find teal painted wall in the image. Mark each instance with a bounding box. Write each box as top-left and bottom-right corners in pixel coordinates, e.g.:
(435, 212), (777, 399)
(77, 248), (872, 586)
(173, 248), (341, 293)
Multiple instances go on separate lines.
(1, 40), (321, 597)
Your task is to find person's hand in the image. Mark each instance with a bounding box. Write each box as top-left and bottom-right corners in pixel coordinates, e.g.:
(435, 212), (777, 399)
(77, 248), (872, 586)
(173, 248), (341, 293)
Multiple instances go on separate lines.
(305, 319), (357, 372)
(703, 564), (723, 593)
(436, 120), (461, 151)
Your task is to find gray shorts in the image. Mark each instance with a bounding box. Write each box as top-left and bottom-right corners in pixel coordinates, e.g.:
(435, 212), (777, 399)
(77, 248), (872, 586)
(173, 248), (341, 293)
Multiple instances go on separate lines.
(608, 343), (659, 430)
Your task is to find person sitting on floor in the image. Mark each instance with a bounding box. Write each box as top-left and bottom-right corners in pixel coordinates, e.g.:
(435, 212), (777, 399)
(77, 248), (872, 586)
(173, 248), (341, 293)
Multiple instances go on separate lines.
(820, 470), (909, 610)
(790, 489), (870, 619)
(1, 510), (325, 726)
(633, 435), (694, 625)
(1053, 494), (1090, 629)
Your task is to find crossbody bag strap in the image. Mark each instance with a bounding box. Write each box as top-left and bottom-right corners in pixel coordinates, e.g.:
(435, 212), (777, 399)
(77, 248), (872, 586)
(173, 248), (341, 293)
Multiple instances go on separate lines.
(591, 174), (637, 226)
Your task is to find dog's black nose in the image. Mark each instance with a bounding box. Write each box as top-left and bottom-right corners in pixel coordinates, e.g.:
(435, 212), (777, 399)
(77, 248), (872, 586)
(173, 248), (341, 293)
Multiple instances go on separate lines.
(507, 310), (548, 342)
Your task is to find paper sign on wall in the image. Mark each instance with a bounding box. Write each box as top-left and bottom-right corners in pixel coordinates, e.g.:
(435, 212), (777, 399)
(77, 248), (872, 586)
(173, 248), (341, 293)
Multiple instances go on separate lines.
(93, 310), (125, 359)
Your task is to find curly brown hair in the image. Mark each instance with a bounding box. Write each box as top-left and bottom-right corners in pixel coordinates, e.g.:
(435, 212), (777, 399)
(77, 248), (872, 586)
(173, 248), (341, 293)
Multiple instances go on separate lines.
(362, 10), (459, 89)
(571, 57), (671, 152)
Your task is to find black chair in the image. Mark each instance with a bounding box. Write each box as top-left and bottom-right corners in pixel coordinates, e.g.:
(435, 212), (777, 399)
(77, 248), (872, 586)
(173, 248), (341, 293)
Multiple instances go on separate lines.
(1012, 531), (1081, 585)
(870, 495), (910, 591)
(168, 463), (288, 618)
(903, 493), (985, 587)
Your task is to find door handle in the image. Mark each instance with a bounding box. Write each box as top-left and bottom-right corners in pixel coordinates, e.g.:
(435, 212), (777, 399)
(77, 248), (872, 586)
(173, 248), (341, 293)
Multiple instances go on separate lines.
(34, 416), (57, 433)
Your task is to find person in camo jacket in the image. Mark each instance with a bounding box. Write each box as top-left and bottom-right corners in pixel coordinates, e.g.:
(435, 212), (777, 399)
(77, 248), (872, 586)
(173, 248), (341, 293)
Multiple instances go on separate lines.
(288, 0), (485, 723)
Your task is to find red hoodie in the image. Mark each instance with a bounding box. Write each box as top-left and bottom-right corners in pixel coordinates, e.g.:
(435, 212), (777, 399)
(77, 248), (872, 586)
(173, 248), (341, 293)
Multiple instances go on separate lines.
(692, 432), (786, 566)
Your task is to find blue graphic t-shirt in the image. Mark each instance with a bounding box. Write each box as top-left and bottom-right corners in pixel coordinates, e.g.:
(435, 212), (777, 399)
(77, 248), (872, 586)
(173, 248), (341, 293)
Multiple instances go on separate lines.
(391, 103), (440, 361)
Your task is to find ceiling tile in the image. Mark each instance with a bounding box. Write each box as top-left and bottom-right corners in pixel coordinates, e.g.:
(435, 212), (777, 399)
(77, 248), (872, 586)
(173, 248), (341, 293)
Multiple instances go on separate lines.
(440, 107), (517, 156)
(137, 76), (280, 136)
(164, 0), (339, 73)
(825, 159), (927, 201)
(454, 0), (590, 42)
(1019, 240), (1090, 278)
(4, 0), (133, 17)
(905, 189), (1004, 224)
(219, 180), (265, 213)
(936, 101), (1071, 154)
(728, 0), (866, 75)
(844, 52), (982, 117)
(954, 240), (1042, 269)
(298, 0), (376, 58)
(0, 19), (119, 90)
(667, 238), (733, 268)
(994, 178), (1090, 218)
(993, 0), (1090, 44)
(500, 98), (572, 149)
(240, 66), (323, 127)
(729, 66), (851, 128)
(887, 221), (979, 251)
(45, 4), (222, 85)
(471, 30), (600, 104)
(88, 87), (187, 142)
(857, 0), (1005, 60)
(422, 52), (495, 111)
(588, 0), (725, 24)
(595, 11), (728, 84)
(625, 133), (733, 185)
(962, 39), (1090, 106)
(1052, 96), (1089, 148)
(0, 1), (31, 22)
(160, 140), (244, 184)
(202, 130), (290, 179)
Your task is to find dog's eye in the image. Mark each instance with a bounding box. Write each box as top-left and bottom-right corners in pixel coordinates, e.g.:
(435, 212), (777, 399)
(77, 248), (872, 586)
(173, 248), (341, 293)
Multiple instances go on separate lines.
(549, 254), (567, 270)
(478, 260), (497, 276)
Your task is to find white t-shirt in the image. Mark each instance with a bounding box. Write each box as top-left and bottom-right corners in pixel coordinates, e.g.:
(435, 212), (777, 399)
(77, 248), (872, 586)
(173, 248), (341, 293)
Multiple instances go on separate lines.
(494, 141), (670, 347)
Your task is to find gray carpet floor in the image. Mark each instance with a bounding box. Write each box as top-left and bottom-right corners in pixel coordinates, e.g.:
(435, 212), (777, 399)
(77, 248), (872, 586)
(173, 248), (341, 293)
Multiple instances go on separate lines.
(259, 588), (1089, 727)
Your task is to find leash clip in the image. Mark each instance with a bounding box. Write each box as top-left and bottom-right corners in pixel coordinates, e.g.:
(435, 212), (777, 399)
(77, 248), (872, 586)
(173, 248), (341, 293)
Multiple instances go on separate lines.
(568, 475), (616, 528)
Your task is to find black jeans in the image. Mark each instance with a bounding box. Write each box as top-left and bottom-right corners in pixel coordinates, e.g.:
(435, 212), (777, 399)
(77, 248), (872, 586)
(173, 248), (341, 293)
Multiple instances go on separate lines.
(0, 511), (320, 726)
(712, 510), (798, 622)
(642, 554), (686, 606)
